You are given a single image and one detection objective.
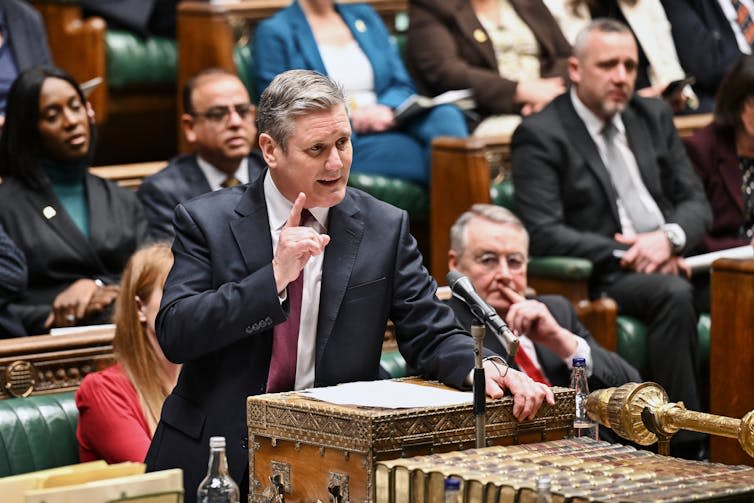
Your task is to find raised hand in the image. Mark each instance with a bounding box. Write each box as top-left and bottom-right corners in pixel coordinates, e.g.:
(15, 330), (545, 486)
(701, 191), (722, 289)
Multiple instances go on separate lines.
(500, 285), (578, 360)
(272, 192), (330, 294)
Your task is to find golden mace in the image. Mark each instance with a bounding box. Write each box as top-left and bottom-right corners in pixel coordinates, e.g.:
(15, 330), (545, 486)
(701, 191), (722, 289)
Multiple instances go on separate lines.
(585, 382), (754, 457)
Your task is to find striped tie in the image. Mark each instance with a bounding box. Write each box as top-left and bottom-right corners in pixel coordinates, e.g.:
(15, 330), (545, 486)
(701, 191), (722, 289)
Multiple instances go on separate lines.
(732, 0), (754, 47)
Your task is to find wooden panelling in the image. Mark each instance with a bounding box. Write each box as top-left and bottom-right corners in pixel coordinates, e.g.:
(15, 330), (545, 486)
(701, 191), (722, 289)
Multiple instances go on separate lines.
(710, 258), (754, 466)
(0, 328), (115, 399)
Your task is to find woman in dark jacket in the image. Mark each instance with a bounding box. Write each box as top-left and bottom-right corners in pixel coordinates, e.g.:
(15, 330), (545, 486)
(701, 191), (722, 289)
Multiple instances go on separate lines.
(0, 66), (149, 334)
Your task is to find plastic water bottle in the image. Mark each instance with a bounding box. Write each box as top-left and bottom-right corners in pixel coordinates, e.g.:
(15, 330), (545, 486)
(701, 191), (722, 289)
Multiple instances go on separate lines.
(570, 357), (599, 440)
(536, 476), (552, 503)
(197, 436), (240, 503)
(444, 477), (461, 503)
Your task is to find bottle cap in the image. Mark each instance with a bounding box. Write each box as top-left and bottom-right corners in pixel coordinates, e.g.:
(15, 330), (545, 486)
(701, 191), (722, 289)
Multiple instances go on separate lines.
(209, 436), (226, 448)
(444, 478), (461, 490)
(537, 475), (552, 489)
(572, 357), (586, 367)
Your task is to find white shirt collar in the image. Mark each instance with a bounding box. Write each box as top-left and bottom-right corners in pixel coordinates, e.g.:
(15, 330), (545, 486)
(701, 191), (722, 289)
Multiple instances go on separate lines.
(569, 87), (626, 139)
(263, 171), (329, 232)
(196, 155), (249, 191)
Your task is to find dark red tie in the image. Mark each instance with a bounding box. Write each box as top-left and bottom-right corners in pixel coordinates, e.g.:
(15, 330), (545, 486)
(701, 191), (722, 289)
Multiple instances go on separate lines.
(514, 347), (551, 386)
(266, 210), (315, 393)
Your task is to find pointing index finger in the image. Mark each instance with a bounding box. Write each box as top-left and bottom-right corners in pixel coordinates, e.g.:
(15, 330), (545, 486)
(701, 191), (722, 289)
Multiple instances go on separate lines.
(286, 192), (307, 228)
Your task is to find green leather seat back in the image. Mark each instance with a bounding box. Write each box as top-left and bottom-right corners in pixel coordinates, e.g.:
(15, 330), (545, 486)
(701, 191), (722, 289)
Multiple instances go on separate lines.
(490, 180), (515, 211)
(234, 44), (255, 103)
(106, 30), (177, 89)
(380, 350), (408, 378)
(616, 315), (649, 374)
(697, 313), (710, 371)
(0, 392), (79, 477)
(617, 314), (710, 376)
(348, 172), (429, 221)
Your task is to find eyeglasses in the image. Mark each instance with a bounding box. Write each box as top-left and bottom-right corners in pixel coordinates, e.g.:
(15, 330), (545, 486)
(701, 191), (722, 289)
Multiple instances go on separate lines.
(472, 252), (527, 272)
(190, 103), (254, 123)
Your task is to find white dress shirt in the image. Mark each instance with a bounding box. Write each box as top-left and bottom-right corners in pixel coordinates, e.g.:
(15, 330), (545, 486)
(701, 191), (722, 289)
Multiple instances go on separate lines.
(196, 156), (250, 191)
(264, 171), (329, 390)
(518, 332), (593, 378)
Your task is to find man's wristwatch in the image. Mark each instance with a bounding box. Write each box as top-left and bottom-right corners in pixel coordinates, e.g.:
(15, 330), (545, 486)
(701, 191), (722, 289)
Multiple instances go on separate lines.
(663, 225), (684, 254)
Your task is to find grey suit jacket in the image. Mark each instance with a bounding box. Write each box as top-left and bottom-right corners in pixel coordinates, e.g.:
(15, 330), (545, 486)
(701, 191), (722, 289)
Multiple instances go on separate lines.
(511, 93), (712, 280)
(145, 172), (483, 502)
(137, 151), (266, 242)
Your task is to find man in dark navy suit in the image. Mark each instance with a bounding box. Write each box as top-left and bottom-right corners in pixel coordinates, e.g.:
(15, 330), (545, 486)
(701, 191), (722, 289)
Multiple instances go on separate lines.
(137, 69), (265, 241)
(145, 69), (553, 503)
(0, 224), (26, 338)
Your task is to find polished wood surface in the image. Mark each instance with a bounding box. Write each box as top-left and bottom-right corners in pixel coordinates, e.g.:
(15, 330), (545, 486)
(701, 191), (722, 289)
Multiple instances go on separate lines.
(33, 1), (108, 121)
(89, 161), (165, 190)
(0, 328), (115, 399)
(710, 258), (754, 466)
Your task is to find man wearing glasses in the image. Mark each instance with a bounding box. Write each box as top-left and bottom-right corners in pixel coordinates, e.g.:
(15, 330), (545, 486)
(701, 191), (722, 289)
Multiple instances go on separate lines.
(447, 204), (640, 390)
(138, 68), (265, 241)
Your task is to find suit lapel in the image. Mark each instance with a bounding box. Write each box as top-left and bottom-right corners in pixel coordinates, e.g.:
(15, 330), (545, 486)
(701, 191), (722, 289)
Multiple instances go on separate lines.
(229, 177), (274, 274)
(556, 96), (621, 225)
(453, 0), (498, 71)
(290, 1), (328, 74)
(183, 156), (212, 198)
(29, 179), (102, 267)
(511, 0), (568, 60)
(315, 191), (364, 365)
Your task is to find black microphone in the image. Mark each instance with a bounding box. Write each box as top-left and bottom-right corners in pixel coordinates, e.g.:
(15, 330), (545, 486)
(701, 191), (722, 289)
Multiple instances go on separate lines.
(446, 270), (520, 358)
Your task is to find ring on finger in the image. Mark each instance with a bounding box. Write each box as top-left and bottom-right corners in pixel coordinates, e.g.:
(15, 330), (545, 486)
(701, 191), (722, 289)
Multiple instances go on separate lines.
(65, 314), (75, 322)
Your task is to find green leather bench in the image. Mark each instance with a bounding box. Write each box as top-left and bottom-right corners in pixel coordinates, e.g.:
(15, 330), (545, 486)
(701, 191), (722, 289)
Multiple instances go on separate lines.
(0, 392), (79, 478)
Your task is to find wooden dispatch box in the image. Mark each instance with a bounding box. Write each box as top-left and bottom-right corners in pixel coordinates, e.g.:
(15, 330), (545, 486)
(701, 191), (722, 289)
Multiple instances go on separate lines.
(246, 379), (574, 503)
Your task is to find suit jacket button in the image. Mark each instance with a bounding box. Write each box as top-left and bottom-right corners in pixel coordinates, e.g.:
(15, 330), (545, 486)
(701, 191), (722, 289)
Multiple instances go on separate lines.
(241, 436), (248, 449)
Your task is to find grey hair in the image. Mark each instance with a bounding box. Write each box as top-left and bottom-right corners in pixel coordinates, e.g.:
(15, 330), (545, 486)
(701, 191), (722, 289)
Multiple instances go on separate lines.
(450, 204), (529, 255)
(572, 18), (632, 59)
(256, 70), (347, 151)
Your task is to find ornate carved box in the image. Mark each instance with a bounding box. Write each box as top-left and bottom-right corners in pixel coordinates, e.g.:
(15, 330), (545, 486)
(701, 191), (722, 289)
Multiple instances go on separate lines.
(246, 380), (574, 503)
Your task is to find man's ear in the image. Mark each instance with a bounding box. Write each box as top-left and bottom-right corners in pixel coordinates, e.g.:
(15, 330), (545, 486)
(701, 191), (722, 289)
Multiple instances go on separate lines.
(258, 133), (278, 168)
(448, 250), (460, 273)
(567, 56), (580, 85)
(135, 296), (147, 323)
(181, 114), (197, 144)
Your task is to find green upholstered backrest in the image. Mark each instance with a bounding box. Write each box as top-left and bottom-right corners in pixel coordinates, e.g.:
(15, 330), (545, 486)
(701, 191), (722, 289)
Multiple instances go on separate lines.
(617, 314), (710, 376)
(234, 44), (255, 104)
(0, 392), (79, 477)
(106, 30), (177, 89)
(380, 350), (408, 378)
(347, 172), (429, 221)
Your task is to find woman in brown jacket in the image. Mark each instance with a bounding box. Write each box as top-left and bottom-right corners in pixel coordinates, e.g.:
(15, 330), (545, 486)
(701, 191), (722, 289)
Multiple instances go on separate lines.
(406, 0), (571, 135)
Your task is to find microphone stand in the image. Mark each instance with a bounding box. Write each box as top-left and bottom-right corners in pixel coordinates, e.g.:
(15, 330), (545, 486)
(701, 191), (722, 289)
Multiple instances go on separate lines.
(472, 321), (486, 449)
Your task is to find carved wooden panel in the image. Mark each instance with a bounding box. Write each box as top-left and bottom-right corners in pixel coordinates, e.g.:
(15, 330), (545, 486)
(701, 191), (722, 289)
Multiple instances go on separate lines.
(0, 328), (115, 399)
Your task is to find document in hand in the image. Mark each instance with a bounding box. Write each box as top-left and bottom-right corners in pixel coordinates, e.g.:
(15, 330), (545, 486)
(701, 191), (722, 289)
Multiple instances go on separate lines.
(393, 88), (474, 124)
